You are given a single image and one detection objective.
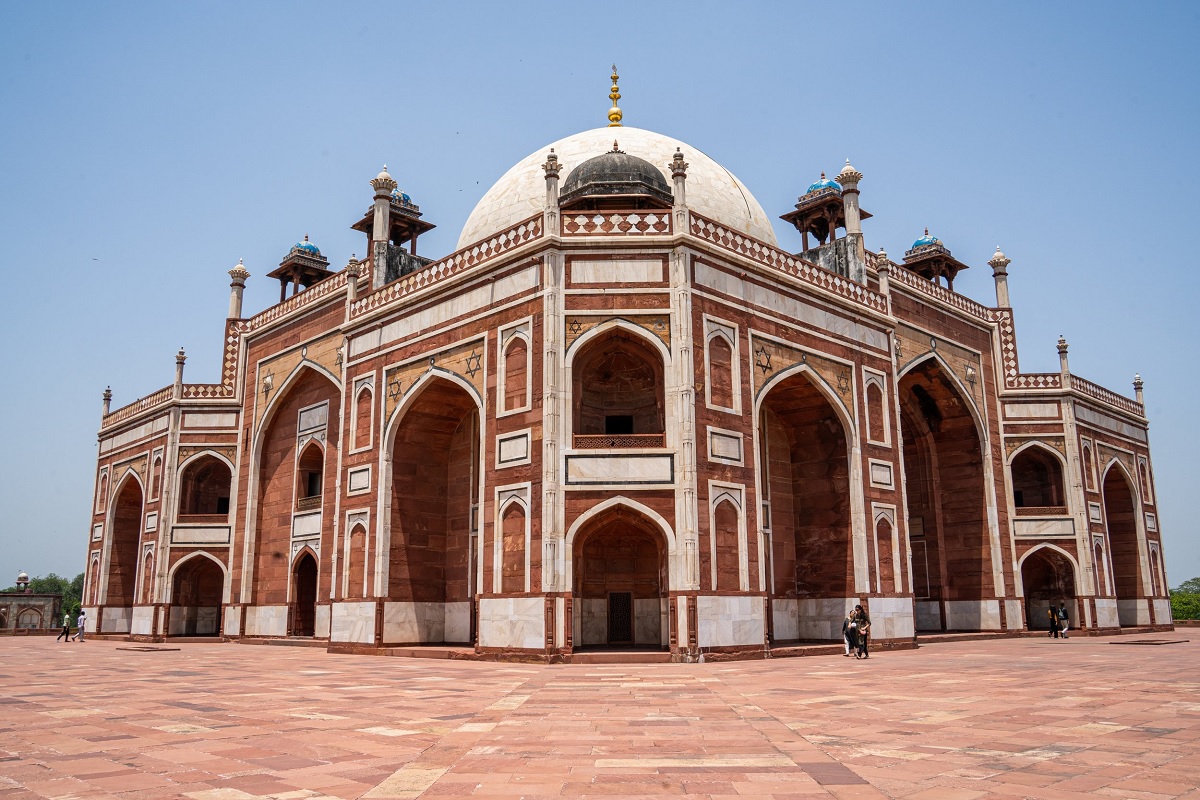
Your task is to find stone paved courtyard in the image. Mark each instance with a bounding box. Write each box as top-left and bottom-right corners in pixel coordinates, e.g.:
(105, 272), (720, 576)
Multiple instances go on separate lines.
(2, 633), (1198, 799)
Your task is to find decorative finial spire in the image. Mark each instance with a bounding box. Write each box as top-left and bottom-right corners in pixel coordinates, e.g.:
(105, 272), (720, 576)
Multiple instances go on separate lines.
(607, 64), (623, 127)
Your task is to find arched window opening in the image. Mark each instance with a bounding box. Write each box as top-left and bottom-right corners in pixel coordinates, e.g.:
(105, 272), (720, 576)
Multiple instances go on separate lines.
(866, 382), (885, 442)
(1150, 549), (1163, 596)
(572, 331), (665, 448)
(708, 335), (735, 410)
(504, 337), (529, 412)
(500, 503), (526, 593)
(713, 499), (740, 591)
(354, 388), (373, 450)
(1140, 461), (1153, 503)
(1010, 446), (1065, 512)
(295, 443), (324, 511)
(97, 473), (109, 511)
(149, 456), (162, 499)
(346, 524), (367, 599)
(178, 456), (232, 519)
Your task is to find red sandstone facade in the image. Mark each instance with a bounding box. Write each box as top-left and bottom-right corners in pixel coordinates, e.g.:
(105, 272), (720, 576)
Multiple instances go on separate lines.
(81, 122), (1171, 660)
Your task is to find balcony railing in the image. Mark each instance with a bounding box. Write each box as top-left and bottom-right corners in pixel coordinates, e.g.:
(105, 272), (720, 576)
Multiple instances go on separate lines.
(176, 513), (230, 524)
(296, 496), (321, 512)
(1014, 506), (1068, 517)
(573, 433), (666, 449)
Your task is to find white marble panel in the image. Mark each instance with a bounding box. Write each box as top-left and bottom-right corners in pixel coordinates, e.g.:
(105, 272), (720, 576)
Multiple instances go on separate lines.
(791, 597), (857, 640)
(1095, 598), (1120, 628)
(1117, 598), (1150, 626)
(695, 262), (888, 350)
(171, 525), (231, 545)
(99, 414), (169, 453)
(869, 461), (893, 488)
(945, 600), (1002, 631)
(145, 512), (158, 532)
(131, 605), (155, 636)
(579, 598), (606, 646)
(92, 524), (103, 541)
(314, 604), (330, 638)
(1004, 600), (1024, 631)
(572, 259), (663, 284)
(1003, 402), (1060, 419)
(498, 432), (530, 464)
(245, 605), (288, 637)
(223, 605), (241, 637)
(708, 429), (742, 464)
(634, 598), (661, 645)
(1153, 598), (1172, 625)
(331, 601), (376, 644)
(183, 412), (239, 428)
(383, 601), (446, 644)
(196, 607), (220, 635)
(1075, 405), (1147, 442)
(348, 467), (371, 492)
(292, 512), (322, 538)
(1088, 502), (1103, 523)
(914, 600), (941, 631)
(771, 599), (799, 641)
(696, 595), (764, 647)
(298, 403), (328, 433)
(101, 606), (132, 633)
(81, 606), (99, 633)
(352, 264), (540, 357)
(565, 454), (673, 484)
(866, 596), (915, 640)
(478, 597), (544, 650)
(445, 601), (471, 643)
(1013, 517), (1075, 537)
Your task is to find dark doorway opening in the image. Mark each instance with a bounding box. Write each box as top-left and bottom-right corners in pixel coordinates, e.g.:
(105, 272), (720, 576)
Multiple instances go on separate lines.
(608, 592), (633, 643)
(291, 553), (318, 637)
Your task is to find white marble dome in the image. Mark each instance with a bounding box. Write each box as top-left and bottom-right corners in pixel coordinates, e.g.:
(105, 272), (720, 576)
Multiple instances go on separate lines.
(457, 126), (778, 249)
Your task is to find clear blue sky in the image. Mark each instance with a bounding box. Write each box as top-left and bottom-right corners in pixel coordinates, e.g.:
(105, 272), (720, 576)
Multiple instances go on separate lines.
(2, 2), (1198, 585)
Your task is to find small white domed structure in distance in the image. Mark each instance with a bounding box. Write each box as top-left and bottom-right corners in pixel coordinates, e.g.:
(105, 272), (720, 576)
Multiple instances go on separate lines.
(457, 126), (778, 249)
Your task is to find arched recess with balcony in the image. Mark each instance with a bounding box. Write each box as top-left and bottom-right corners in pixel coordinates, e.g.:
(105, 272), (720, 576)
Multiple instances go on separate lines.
(177, 452), (233, 521)
(101, 469), (144, 632)
(1008, 443), (1066, 514)
(384, 369), (482, 645)
(569, 322), (668, 449)
(756, 364), (856, 643)
(249, 363), (341, 618)
(1101, 460), (1147, 626)
(898, 355), (993, 632)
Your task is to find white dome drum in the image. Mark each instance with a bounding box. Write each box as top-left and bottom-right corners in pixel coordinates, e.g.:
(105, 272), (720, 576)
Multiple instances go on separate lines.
(457, 126), (778, 249)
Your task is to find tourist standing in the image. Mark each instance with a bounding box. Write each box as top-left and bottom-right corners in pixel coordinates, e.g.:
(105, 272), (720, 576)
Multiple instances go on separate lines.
(55, 611), (71, 642)
(841, 613), (855, 657)
(1058, 602), (1070, 639)
(851, 604), (871, 659)
(1047, 605), (1060, 638)
(71, 610), (86, 642)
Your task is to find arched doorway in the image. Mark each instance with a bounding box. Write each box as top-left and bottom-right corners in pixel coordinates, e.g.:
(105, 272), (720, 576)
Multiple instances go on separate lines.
(572, 506), (668, 649)
(388, 375), (480, 644)
(104, 474), (144, 631)
(899, 359), (991, 631)
(171, 556), (224, 636)
(1102, 465), (1143, 626)
(1010, 446), (1066, 511)
(178, 455), (232, 519)
(291, 552), (318, 636)
(758, 369), (852, 642)
(1020, 547), (1076, 631)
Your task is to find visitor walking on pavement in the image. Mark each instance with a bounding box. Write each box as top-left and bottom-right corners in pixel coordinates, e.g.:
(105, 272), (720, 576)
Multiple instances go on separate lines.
(1047, 605), (1060, 638)
(55, 611), (71, 642)
(1058, 601), (1070, 639)
(851, 604), (871, 659)
(71, 610), (86, 642)
(841, 613), (855, 657)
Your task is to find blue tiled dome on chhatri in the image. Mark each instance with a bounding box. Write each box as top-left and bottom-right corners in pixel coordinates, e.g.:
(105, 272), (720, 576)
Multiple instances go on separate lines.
(392, 187), (412, 204)
(911, 228), (940, 249)
(806, 172), (842, 194)
(293, 234), (321, 256)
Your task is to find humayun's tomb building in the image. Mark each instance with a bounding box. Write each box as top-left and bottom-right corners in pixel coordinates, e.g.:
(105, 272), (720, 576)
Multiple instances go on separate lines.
(81, 72), (1172, 659)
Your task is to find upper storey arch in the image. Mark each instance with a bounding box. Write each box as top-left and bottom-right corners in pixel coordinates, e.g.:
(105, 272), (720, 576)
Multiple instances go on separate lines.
(457, 126), (778, 248)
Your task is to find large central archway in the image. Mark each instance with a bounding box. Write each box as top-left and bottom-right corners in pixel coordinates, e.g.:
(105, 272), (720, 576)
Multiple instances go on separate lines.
(758, 368), (853, 642)
(571, 504), (669, 649)
(1103, 464), (1144, 626)
(103, 473), (144, 632)
(387, 374), (480, 644)
(899, 358), (992, 631)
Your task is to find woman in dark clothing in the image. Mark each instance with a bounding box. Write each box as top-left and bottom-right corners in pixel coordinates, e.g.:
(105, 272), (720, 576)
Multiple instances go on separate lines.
(851, 605), (871, 658)
(1047, 605), (1061, 638)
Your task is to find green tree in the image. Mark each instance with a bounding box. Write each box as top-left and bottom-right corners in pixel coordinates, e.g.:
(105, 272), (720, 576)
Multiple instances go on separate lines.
(1170, 576), (1200, 621)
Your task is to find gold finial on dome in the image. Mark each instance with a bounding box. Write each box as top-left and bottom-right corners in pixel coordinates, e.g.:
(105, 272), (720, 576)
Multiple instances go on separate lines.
(607, 64), (623, 127)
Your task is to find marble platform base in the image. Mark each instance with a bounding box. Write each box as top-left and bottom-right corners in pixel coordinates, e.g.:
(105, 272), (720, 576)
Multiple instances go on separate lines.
(131, 605), (156, 636)
(771, 597), (855, 641)
(865, 597), (915, 639)
(697, 595), (764, 648)
(223, 605), (241, 637)
(1095, 598), (1120, 628)
(478, 597), (543, 650)
(1153, 598), (1173, 625)
(100, 605), (132, 634)
(167, 605), (219, 636)
(383, 601), (472, 645)
(331, 602), (375, 644)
